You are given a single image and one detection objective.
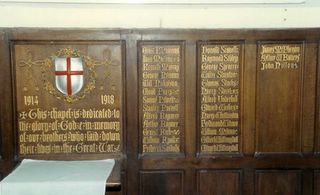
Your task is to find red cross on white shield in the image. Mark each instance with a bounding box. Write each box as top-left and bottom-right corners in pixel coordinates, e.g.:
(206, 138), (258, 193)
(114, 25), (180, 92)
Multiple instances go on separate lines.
(55, 57), (84, 96)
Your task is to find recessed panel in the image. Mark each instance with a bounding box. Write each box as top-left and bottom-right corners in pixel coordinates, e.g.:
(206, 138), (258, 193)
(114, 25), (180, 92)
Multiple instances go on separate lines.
(256, 41), (303, 155)
(13, 42), (124, 158)
(255, 170), (301, 195)
(139, 41), (185, 154)
(140, 170), (183, 195)
(198, 41), (243, 155)
(197, 170), (241, 195)
(314, 171), (320, 195)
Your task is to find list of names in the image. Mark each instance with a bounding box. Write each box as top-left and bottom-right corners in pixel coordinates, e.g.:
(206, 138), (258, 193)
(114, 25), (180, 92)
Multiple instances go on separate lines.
(141, 44), (182, 153)
(200, 44), (241, 153)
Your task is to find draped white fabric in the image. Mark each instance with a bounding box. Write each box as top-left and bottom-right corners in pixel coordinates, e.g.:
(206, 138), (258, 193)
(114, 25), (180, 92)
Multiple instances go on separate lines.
(0, 159), (115, 195)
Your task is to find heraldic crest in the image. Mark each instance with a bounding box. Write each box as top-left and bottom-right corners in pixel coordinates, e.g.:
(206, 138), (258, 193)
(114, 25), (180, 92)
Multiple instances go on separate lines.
(19, 47), (116, 103)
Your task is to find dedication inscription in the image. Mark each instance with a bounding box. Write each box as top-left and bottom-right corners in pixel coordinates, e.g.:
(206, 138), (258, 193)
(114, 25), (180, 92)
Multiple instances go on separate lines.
(199, 42), (242, 154)
(140, 42), (184, 154)
(14, 43), (123, 157)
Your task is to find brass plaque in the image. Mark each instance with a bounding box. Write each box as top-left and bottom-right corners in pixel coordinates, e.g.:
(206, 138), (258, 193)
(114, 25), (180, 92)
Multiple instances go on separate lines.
(198, 42), (242, 154)
(14, 42), (124, 157)
(139, 42), (184, 154)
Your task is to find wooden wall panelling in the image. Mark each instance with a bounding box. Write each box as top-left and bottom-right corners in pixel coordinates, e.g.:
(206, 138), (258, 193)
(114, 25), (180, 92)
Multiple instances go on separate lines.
(255, 170), (302, 195)
(120, 30), (140, 195)
(255, 40), (304, 157)
(138, 40), (185, 156)
(184, 38), (197, 195)
(4, 29), (124, 164)
(302, 169), (313, 195)
(197, 169), (242, 195)
(316, 41), (320, 156)
(11, 40), (125, 159)
(1, 29), (320, 195)
(0, 30), (5, 161)
(139, 170), (184, 195)
(137, 35), (188, 192)
(0, 30), (3, 160)
(0, 29), (16, 174)
(138, 31), (201, 195)
(243, 168), (255, 195)
(301, 41), (317, 155)
(242, 40), (257, 155)
(10, 29), (122, 42)
(4, 30), (129, 194)
(0, 101), (2, 161)
(197, 40), (244, 157)
(314, 170), (320, 195)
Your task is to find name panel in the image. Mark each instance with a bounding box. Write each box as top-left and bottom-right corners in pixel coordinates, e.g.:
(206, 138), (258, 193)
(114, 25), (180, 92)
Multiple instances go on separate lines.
(198, 41), (242, 155)
(139, 41), (184, 154)
(256, 41), (303, 155)
(13, 42), (124, 157)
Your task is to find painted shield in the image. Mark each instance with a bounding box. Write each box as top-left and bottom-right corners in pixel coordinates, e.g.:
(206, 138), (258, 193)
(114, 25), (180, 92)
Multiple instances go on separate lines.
(55, 57), (84, 96)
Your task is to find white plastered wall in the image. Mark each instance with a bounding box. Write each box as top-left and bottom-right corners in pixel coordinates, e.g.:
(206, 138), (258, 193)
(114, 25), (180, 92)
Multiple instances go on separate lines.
(0, 0), (319, 28)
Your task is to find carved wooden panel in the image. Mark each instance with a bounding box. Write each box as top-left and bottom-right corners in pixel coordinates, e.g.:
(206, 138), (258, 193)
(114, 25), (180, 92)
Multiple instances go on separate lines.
(255, 170), (301, 195)
(197, 169), (241, 195)
(12, 41), (125, 158)
(197, 41), (243, 156)
(256, 41), (304, 156)
(138, 41), (185, 155)
(140, 170), (184, 195)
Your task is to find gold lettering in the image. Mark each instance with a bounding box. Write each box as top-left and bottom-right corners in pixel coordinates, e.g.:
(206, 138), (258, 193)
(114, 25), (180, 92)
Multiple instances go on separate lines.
(162, 136), (180, 144)
(201, 144), (238, 152)
(216, 71), (238, 78)
(24, 95), (39, 106)
(200, 44), (240, 153)
(143, 136), (160, 144)
(143, 112), (158, 120)
(159, 113), (179, 120)
(141, 44), (181, 153)
(143, 72), (159, 79)
(201, 136), (238, 144)
(217, 95), (238, 103)
(201, 128), (238, 136)
(158, 96), (179, 103)
(202, 46), (220, 54)
(20, 144), (35, 154)
(143, 129), (158, 136)
(221, 45), (239, 53)
(160, 104), (179, 112)
(260, 44), (301, 70)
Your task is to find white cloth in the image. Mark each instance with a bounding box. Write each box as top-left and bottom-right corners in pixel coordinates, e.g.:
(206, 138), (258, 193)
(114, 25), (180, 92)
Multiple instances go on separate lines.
(0, 159), (115, 195)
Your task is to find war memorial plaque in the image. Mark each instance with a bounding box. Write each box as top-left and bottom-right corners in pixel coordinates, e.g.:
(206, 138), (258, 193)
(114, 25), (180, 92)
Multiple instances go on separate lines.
(256, 42), (303, 154)
(13, 42), (124, 157)
(139, 42), (184, 154)
(198, 42), (242, 155)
